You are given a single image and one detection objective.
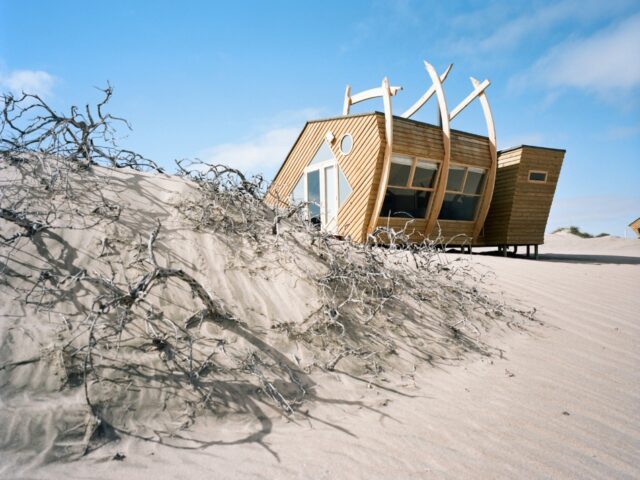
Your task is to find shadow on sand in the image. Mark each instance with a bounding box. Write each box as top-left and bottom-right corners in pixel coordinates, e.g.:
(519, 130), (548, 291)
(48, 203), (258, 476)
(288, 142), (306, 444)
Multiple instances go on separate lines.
(470, 249), (640, 266)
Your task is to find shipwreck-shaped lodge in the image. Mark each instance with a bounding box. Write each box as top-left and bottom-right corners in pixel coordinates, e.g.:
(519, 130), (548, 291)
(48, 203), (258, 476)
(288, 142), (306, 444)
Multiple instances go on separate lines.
(267, 61), (565, 255)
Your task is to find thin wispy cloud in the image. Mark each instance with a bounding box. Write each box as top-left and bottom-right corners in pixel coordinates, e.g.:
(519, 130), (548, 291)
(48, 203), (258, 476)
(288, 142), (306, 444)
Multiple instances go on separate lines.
(447, 0), (636, 56)
(535, 14), (639, 91)
(339, 0), (423, 54)
(199, 108), (324, 178)
(600, 124), (640, 141)
(509, 13), (640, 100)
(200, 127), (300, 178)
(0, 69), (56, 97)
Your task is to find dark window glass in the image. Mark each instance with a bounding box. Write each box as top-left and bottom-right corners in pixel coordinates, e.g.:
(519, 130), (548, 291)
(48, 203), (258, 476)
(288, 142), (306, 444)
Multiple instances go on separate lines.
(463, 169), (486, 194)
(388, 156), (412, 186)
(412, 161), (438, 188)
(381, 187), (430, 218)
(446, 167), (466, 191)
(438, 193), (480, 221)
(306, 170), (321, 224)
(529, 171), (547, 182)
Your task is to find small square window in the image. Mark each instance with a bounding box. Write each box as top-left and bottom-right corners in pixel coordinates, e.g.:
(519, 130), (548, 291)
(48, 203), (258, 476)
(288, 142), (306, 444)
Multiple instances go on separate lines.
(412, 161), (438, 188)
(446, 166), (466, 191)
(529, 171), (547, 182)
(388, 155), (413, 186)
(463, 168), (486, 194)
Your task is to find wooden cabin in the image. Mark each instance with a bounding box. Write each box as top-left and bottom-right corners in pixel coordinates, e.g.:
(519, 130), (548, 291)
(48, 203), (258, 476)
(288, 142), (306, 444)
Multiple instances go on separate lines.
(267, 61), (565, 254)
(479, 145), (565, 250)
(629, 217), (640, 238)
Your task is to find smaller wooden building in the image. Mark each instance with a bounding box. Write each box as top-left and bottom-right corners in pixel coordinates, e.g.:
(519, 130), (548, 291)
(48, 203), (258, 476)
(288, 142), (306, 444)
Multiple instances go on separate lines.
(479, 145), (565, 248)
(267, 61), (565, 253)
(629, 217), (640, 238)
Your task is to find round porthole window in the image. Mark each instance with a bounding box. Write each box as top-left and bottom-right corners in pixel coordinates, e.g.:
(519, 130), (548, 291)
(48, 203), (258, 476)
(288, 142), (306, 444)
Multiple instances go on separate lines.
(340, 134), (353, 155)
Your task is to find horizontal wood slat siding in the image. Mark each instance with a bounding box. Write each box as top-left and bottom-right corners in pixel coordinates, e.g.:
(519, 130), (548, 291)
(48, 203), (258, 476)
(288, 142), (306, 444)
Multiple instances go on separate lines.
(436, 221), (475, 242)
(479, 146), (564, 246)
(267, 114), (384, 243)
(391, 117), (444, 159)
(450, 131), (492, 169)
(375, 217), (428, 243)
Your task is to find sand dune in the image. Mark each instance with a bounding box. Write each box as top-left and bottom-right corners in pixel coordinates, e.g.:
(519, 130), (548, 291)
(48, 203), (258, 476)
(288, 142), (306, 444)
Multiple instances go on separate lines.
(30, 235), (639, 480)
(1, 162), (638, 479)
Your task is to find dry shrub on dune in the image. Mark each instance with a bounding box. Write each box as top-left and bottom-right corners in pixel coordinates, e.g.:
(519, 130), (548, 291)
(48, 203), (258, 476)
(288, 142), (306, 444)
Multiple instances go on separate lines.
(0, 90), (534, 460)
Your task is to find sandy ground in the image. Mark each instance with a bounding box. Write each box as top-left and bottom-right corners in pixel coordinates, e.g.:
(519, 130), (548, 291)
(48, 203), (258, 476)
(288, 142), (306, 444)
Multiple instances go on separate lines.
(11, 232), (636, 480)
(1, 164), (638, 479)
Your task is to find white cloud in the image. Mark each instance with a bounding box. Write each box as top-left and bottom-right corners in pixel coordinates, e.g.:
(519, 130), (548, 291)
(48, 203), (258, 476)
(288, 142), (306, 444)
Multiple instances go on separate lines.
(199, 127), (301, 178)
(0, 69), (56, 97)
(600, 124), (640, 140)
(540, 14), (640, 91)
(448, 0), (636, 55)
(199, 108), (325, 178)
(510, 13), (640, 95)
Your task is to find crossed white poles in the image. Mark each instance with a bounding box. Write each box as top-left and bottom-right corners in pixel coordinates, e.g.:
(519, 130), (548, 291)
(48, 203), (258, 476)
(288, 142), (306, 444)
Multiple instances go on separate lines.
(343, 61), (497, 240)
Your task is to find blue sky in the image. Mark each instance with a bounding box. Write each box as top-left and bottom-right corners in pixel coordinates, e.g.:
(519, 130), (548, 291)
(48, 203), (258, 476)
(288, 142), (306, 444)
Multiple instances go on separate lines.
(1, 0), (639, 235)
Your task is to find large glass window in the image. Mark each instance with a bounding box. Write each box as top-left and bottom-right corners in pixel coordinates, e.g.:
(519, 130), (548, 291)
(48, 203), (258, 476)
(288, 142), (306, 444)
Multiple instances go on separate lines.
(382, 188), (430, 218)
(438, 166), (486, 221)
(381, 155), (439, 219)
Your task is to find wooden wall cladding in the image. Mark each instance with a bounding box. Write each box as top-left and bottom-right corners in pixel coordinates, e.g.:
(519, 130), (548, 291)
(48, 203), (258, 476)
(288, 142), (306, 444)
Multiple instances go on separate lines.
(267, 114), (384, 243)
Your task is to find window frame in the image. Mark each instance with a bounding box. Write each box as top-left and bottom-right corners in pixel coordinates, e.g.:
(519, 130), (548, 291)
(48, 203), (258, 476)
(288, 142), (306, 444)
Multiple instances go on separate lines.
(380, 154), (441, 219)
(438, 163), (488, 222)
(339, 133), (353, 156)
(528, 170), (548, 183)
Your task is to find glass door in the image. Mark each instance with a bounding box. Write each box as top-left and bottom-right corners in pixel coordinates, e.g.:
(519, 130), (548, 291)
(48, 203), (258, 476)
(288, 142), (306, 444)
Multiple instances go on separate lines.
(304, 159), (338, 233)
(306, 169), (321, 226)
(324, 164), (337, 232)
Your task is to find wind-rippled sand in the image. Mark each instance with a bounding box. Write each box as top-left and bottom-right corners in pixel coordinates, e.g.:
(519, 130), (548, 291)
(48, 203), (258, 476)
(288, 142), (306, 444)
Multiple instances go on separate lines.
(16, 233), (637, 480)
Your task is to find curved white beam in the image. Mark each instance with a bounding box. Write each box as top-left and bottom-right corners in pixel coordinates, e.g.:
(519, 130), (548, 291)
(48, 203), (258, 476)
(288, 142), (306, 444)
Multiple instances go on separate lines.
(469, 76), (497, 240)
(401, 64), (453, 119)
(342, 85), (351, 115)
(366, 77), (396, 236)
(449, 78), (490, 121)
(423, 61), (452, 237)
(343, 84), (402, 115)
